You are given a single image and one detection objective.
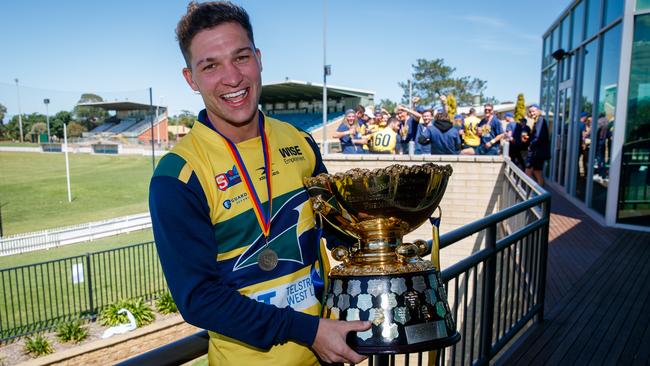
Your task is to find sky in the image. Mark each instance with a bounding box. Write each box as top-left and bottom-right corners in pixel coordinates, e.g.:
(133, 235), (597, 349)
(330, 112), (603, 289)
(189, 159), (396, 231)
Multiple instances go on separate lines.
(0, 0), (571, 118)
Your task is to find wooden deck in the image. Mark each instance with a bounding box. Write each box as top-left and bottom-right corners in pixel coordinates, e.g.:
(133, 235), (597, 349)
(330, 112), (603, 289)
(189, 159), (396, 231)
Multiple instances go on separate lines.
(500, 186), (650, 365)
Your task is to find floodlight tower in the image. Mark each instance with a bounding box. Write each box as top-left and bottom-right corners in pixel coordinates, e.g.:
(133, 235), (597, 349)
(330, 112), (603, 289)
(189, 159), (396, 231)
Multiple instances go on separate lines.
(14, 78), (23, 142)
(44, 98), (51, 142)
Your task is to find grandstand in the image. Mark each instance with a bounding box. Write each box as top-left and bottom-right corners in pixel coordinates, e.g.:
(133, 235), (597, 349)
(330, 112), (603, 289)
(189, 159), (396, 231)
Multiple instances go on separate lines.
(79, 101), (168, 145)
(261, 79), (374, 132)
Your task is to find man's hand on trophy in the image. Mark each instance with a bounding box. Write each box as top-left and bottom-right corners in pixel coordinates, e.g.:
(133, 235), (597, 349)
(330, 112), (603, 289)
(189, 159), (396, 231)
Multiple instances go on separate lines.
(312, 319), (371, 364)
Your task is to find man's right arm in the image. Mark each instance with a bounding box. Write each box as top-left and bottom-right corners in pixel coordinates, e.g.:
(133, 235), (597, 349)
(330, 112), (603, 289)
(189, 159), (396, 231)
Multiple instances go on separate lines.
(149, 155), (319, 350)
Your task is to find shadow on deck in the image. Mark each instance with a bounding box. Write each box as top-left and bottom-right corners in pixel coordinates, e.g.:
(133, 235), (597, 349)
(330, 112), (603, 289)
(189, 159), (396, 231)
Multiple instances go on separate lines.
(499, 186), (650, 365)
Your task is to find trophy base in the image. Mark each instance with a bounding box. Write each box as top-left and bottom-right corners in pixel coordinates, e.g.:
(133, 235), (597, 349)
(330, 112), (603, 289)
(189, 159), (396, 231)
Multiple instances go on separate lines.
(324, 269), (460, 355)
(348, 332), (461, 355)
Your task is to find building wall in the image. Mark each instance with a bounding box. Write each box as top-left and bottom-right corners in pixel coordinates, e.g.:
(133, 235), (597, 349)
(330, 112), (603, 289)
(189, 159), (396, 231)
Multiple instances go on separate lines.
(138, 118), (169, 144)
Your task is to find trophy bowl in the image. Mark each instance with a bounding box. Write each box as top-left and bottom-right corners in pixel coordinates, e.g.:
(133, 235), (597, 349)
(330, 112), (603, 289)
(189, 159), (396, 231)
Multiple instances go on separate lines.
(304, 163), (460, 354)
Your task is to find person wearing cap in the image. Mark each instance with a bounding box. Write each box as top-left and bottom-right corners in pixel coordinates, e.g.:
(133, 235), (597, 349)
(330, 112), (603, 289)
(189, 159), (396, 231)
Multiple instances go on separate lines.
(460, 108), (481, 154)
(373, 107), (386, 129)
(333, 109), (368, 154)
(525, 104), (550, 185)
(426, 111), (462, 155)
(477, 103), (504, 156)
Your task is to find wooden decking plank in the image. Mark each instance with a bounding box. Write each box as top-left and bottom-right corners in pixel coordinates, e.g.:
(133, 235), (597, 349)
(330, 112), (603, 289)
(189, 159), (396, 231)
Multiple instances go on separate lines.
(503, 233), (637, 365)
(523, 232), (642, 365)
(555, 233), (650, 365)
(598, 233), (650, 365)
(630, 320), (650, 366)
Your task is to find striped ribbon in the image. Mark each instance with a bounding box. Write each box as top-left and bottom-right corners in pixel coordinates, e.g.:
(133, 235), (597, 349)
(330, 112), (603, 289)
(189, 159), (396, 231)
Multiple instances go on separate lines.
(213, 114), (273, 238)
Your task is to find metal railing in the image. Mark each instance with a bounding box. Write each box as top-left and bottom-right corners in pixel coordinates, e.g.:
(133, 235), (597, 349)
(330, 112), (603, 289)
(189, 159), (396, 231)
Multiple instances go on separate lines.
(0, 241), (167, 341)
(0, 212), (151, 256)
(120, 157), (551, 366)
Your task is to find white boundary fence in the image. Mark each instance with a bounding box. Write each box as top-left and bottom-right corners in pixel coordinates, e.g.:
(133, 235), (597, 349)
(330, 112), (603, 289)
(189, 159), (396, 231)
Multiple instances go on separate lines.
(0, 212), (151, 256)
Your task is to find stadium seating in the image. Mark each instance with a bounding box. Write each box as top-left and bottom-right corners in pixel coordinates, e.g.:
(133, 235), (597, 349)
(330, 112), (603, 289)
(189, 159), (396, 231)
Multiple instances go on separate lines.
(269, 112), (344, 132)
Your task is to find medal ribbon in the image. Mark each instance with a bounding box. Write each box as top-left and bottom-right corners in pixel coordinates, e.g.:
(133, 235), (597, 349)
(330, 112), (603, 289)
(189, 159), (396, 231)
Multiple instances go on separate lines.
(214, 114), (272, 238)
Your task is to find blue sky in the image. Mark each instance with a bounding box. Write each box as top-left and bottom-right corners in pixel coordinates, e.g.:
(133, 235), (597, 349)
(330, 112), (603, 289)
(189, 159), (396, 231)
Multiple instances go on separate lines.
(0, 0), (571, 118)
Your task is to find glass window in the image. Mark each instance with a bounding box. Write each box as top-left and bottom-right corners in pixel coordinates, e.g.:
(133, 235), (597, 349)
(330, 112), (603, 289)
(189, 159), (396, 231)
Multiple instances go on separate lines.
(637, 0), (650, 10)
(618, 14), (650, 226)
(575, 40), (598, 201)
(591, 24), (622, 214)
(604, 0), (623, 26)
(544, 35), (551, 67)
(586, 0), (602, 40)
(573, 1), (586, 48)
(562, 16), (571, 51)
(553, 26), (560, 54)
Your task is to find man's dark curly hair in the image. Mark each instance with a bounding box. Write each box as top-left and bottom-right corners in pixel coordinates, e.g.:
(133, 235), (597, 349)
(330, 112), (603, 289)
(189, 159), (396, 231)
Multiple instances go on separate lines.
(176, 1), (255, 68)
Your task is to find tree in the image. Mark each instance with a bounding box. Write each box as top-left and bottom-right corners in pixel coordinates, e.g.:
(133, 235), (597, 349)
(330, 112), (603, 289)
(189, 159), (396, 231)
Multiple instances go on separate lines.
(3, 113), (46, 140)
(377, 99), (397, 113)
(0, 103), (6, 123)
(66, 122), (86, 138)
(514, 93), (527, 121)
(50, 111), (73, 139)
(170, 110), (196, 128)
(73, 93), (108, 130)
(446, 94), (457, 117)
(399, 58), (494, 106)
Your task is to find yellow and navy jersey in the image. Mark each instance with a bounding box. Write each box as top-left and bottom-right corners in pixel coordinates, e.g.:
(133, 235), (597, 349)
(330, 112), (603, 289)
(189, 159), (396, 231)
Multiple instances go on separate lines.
(149, 110), (333, 366)
(369, 127), (400, 154)
(462, 115), (481, 147)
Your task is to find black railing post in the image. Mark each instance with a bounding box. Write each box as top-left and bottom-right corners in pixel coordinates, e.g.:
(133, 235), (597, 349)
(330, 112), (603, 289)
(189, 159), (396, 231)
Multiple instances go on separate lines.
(479, 224), (497, 365)
(85, 253), (95, 319)
(536, 198), (551, 323)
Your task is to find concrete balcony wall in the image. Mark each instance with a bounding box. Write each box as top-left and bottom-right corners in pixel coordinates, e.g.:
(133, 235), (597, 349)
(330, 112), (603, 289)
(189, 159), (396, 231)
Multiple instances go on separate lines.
(322, 154), (505, 270)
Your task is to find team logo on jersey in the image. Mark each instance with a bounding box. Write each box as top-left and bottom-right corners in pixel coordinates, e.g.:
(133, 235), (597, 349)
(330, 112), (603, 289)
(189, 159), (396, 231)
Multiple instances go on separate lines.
(215, 165), (242, 191)
(232, 190), (315, 271)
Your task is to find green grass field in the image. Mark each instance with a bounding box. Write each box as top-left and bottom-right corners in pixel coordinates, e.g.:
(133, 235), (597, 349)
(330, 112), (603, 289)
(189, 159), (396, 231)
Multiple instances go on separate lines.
(0, 152), (157, 235)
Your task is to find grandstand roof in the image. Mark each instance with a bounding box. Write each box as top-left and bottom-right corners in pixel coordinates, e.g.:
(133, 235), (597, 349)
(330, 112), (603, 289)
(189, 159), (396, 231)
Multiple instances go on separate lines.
(260, 80), (374, 103)
(76, 101), (163, 111)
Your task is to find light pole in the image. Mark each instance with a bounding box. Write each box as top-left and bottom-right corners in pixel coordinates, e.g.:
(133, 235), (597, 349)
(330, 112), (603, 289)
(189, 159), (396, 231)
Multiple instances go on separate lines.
(44, 98), (51, 142)
(14, 78), (23, 143)
(321, 0), (329, 155)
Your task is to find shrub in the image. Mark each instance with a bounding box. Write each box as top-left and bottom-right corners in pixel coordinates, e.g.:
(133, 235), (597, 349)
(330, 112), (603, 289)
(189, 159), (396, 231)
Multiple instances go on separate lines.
(156, 292), (178, 314)
(56, 321), (88, 343)
(23, 334), (54, 357)
(99, 298), (155, 327)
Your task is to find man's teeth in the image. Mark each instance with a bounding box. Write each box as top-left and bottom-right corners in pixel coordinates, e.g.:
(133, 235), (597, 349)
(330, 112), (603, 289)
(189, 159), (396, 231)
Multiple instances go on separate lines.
(222, 89), (247, 99)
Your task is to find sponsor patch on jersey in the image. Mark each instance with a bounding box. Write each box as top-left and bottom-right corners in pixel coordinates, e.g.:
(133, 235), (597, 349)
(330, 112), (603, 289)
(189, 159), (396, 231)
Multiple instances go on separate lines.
(248, 273), (318, 311)
(215, 165), (242, 191)
(223, 199), (232, 209)
(278, 145), (305, 164)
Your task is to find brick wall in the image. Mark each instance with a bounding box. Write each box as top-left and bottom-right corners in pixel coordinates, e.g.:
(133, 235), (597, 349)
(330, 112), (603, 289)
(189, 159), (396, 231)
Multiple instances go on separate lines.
(137, 117), (169, 144)
(322, 154), (505, 269)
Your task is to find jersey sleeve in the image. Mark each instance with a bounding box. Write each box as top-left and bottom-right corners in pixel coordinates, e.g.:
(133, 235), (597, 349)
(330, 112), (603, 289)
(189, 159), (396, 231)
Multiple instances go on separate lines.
(149, 153), (319, 350)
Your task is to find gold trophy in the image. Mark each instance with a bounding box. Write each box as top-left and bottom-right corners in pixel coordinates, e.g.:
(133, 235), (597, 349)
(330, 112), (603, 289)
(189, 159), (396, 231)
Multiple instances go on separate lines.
(304, 163), (460, 354)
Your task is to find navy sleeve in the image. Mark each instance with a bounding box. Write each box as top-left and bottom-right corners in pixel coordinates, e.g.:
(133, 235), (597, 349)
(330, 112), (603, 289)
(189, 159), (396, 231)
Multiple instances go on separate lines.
(149, 175), (319, 349)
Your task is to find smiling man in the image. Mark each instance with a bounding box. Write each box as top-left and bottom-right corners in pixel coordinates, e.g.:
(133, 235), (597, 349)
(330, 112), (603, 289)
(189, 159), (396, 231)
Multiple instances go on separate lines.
(148, 2), (369, 365)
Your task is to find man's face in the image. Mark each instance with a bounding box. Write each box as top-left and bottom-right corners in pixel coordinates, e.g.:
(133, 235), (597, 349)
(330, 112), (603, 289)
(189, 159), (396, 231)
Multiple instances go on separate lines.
(375, 113), (384, 122)
(182, 22), (262, 128)
(355, 111), (364, 120)
(345, 112), (356, 124)
(390, 120), (400, 132)
(422, 111), (433, 124)
(484, 106), (493, 118)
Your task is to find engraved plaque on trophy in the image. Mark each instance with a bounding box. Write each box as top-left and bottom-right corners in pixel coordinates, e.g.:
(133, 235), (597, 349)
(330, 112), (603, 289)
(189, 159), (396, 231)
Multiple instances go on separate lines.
(304, 163), (460, 354)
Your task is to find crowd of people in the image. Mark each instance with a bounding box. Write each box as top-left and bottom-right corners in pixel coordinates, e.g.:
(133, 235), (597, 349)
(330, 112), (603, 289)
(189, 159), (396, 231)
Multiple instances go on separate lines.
(334, 100), (550, 185)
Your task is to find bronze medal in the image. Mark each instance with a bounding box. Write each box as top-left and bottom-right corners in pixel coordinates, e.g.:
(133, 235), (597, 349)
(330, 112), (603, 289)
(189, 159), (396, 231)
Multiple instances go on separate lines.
(258, 247), (278, 271)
